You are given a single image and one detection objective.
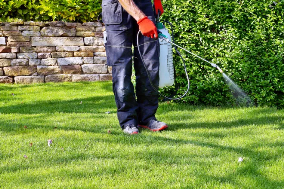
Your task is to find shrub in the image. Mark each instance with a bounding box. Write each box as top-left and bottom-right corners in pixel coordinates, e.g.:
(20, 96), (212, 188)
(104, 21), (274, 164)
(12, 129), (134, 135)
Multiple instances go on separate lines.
(0, 0), (102, 22)
(161, 0), (284, 108)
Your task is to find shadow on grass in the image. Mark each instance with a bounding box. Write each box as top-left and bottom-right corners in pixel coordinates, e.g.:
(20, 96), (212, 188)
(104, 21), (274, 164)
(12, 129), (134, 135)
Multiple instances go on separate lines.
(162, 105), (284, 130)
(0, 95), (115, 114)
(0, 82), (116, 133)
(0, 96), (118, 135)
(0, 81), (113, 102)
(1, 83), (284, 188)
(3, 129), (283, 188)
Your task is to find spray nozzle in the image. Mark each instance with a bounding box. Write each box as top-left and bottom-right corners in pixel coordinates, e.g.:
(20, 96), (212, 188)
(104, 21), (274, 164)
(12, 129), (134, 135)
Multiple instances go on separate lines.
(210, 63), (223, 73)
(210, 63), (218, 68)
(217, 66), (223, 73)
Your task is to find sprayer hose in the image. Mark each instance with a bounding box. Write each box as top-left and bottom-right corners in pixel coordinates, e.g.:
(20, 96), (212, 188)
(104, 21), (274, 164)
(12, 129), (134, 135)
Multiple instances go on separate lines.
(137, 30), (190, 101)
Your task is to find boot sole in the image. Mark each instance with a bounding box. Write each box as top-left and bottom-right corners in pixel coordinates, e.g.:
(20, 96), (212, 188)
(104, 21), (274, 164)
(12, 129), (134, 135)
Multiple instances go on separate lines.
(123, 131), (139, 135)
(138, 125), (168, 132)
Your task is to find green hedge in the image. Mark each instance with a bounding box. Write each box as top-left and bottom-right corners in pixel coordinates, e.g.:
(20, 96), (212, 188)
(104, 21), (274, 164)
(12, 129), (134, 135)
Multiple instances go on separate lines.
(161, 0), (284, 108)
(0, 0), (102, 22)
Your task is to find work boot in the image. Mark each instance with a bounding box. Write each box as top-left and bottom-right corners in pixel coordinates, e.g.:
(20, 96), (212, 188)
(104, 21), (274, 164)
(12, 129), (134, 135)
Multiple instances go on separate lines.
(139, 120), (168, 132)
(123, 124), (139, 135)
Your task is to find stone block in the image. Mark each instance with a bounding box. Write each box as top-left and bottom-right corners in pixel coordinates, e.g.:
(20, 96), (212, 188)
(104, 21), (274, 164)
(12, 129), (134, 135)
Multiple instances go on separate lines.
(15, 76), (44, 84)
(76, 31), (96, 37)
(11, 59), (29, 66)
(95, 46), (106, 52)
(94, 52), (106, 57)
(0, 59), (11, 67)
(100, 74), (112, 81)
(8, 36), (30, 42)
(11, 47), (19, 53)
(35, 47), (56, 53)
(61, 65), (82, 74)
(83, 57), (94, 64)
(4, 66), (37, 76)
(66, 23), (82, 27)
(3, 31), (22, 36)
(0, 76), (13, 83)
(20, 47), (36, 52)
(18, 26), (40, 31)
(51, 52), (74, 58)
(24, 21), (45, 26)
(82, 64), (108, 74)
(72, 74), (99, 82)
(45, 74), (72, 82)
(0, 37), (6, 45)
(0, 26), (18, 30)
(56, 46), (80, 52)
(41, 58), (57, 66)
(7, 42), (31, 47)
(29, 59), (41, 66)
(80, 46), (105, 52)
(84, 37), (94, 46)
(37, 66), (61, 75)
(0, 46), (11, 53)
(0, 53), (16, 59)
(94, 57), (107, 64)
(74, 52), (93, 57)
(82, 22), (102, 27)
(22, 31), (41, 37)
(9, 21), (24, 25)
(94, 32), (104, 38)
(17, 53), (37, 59)
(32, 37), (84, 46)
(41, 27), (76, 37)
(58, 57), (83, 66)
(0, 68), (3, 76)
(95, 27), (105, 32)
(76, 26), (95, 32)
(48, 21), (66, 27)
(38, 53), (52, 59)
(94, 38), (104, 46)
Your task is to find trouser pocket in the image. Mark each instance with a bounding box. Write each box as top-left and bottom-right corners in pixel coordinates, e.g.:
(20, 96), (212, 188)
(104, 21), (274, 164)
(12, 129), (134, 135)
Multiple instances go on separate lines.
(102, 0), (123, 25)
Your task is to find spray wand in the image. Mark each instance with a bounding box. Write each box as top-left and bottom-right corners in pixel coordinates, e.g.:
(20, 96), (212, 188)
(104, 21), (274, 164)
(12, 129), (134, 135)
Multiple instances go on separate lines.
(158, 33), (224, 74)
(158, 33), (254, 106)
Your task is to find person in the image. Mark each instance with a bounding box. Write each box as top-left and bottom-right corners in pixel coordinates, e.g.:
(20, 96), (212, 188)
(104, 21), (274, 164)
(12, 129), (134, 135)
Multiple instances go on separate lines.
(102, 0), (168, 134)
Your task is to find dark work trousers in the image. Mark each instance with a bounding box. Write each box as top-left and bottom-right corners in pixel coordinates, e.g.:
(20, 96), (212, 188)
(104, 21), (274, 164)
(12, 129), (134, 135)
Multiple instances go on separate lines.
(102, 0), (159, 129)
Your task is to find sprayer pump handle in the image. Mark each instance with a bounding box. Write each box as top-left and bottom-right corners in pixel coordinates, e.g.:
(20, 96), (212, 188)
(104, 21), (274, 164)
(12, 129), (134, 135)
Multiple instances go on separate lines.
(158, 30), (167, 39)
(153, 5), (161, 21)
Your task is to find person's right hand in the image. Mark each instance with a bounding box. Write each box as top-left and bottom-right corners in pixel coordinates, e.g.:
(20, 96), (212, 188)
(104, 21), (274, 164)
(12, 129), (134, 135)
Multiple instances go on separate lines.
(137, 16), (158, 39)
(154, 0), (164, 16)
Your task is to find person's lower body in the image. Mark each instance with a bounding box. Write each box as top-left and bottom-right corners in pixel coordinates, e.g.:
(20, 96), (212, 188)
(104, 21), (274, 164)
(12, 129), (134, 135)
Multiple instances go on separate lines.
(102, 0), (167, 134)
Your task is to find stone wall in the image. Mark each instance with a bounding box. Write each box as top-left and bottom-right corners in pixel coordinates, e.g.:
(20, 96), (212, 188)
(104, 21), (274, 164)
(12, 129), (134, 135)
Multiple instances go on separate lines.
(0, 21), (111, 84)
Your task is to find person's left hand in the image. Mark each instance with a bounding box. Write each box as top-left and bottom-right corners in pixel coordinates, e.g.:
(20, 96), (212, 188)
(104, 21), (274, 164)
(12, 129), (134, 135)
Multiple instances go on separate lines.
(154, 0), (164, 16)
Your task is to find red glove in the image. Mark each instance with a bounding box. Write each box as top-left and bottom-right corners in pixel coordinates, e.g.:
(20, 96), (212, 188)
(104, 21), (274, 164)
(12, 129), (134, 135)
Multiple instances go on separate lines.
(154, 0), (164, 16)
(137, 16), (158, 39)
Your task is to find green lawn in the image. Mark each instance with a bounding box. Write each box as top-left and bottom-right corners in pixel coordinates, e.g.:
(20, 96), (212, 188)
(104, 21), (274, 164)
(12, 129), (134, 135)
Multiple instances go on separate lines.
(0, 82), (284, 189)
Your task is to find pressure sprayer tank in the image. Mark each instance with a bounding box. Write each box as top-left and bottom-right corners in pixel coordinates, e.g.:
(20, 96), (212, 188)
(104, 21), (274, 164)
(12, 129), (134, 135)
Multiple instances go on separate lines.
(157, 22), (175, 88)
